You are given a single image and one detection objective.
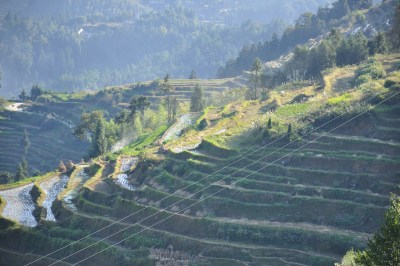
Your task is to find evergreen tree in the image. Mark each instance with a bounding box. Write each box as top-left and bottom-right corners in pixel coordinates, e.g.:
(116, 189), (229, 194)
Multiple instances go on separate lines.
(15, 159), (28, 181)
(22, 128), (31, 155)
(90, 118), (108, 158)
(389, 3), (400, 50)
(15, 163), (24, 181)
(74, 111), (104, 140)
(115, 109), (130, 124)
(190, 84), (205, 112)
(355, 195), (400, 265)
(287, 123), (292, 142)
(368, 32), (389, 55)
(0, 171), (11, 184)
(159, 74), (175, 122)
(172, 97), (178, 119)
(30, 85), (45, 101)
(250, 58), (262, 100)
(267, 118), (272, 129)
(137, 96), (150, 118)
(189, 70), (197, 79)
(19, 89), (27, 101)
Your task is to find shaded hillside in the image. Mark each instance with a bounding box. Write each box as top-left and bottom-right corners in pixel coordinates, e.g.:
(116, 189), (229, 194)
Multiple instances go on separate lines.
(0, 109), (88, 175)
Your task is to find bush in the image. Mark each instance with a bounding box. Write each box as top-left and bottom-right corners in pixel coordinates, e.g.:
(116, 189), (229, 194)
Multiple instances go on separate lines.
(358, 62), (386, 79)
(197, 118), (208, 131)
(354, 74), (372, 87)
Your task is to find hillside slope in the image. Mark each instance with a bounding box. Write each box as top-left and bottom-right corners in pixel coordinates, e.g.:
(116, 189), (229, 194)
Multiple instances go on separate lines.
(0, 54), (399, 265)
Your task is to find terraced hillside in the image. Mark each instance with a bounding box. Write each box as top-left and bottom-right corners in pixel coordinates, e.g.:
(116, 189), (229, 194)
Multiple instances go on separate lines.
(0, 109), (88, 174)
(0, 54), (399, 266)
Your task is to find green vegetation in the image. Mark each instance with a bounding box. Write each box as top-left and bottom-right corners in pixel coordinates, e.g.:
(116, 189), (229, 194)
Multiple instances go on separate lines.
(190, 84), (205, 113)
(0, 1), (399, 265)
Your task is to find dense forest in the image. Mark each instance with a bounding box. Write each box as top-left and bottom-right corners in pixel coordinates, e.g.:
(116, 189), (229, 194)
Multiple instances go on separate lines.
(217, 0), (387, 78)
(0, 0), (335, 98)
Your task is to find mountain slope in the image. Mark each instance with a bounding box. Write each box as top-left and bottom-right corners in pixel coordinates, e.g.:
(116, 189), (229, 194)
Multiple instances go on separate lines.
(0, 53), (399, 265)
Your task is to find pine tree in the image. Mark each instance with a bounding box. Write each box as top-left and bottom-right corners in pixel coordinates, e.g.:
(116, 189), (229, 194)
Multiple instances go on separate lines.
(15, 163), (24, 181)
(287, 123), (292, 142)
(22, 128), (30, 155)
(15, 159), (28, 181)
(19, 89), (27, 101)
(159, 74), (175, 122)
(90, 118), (108, 158)
(137, 96), (150, 118)
(189, 70), (197, 79)
(250, 58), (262, 100)
(190, 84), (205, 112)
(267, 118), (272, 129)
(389, 3), (400, 50)
(172, 97), (178, 119)
(355, 195), (400, 265)
(369, 32), (389, 55)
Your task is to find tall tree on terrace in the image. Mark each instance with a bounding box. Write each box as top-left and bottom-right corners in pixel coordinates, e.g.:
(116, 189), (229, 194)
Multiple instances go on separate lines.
(128, 96), (150, 127)
(389, 2), (400, 50)
(137, 96), (150, 118)
(90, 118), (108, 158)
(159, 74), (175, 122)
(22, 128), (30, 155)
(73, 111), (104, 140)
(250, 58), (262, 100)
(190, 83), (205, 112)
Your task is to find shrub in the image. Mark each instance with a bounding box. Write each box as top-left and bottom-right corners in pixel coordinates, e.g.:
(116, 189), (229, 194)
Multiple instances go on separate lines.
(354, 74), (372, 87)
(384, 79), (397, 88)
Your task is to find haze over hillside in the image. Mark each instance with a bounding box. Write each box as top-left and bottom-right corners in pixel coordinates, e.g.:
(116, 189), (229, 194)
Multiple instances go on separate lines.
(0, 0), (399, 266)
(0, 0), (336, 98)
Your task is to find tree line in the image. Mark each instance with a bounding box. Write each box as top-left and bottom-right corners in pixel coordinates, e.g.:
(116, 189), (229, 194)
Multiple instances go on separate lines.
(217, 0), (375, 78)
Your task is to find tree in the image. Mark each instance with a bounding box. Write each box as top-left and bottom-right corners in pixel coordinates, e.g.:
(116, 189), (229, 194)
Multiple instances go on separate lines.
(355, 195), (400, 265)
(308, 40), (336, 79)
(389, 3), (400, 50)
(90, 118), (108, 158)
(22, 128), (31, 155)
(172, 97), (178, 119)
(250, 58), (262, 100)
(137, 96), (150, 118)
(115, 109), (130, 124)
(159, 74), (175, 122)
(286, 123), (292, 142)
(74, 111), (104, 140)
(189, 70), (197, 79)
(30, 85), (45, 101)
(368, 32), (389, 55)
(267, 118), (272, 129)
(0, 171), (11, 184)
(19, 89), (27, 101)
(190, 84), (205, 112)
(288, 45), (310, 81)
(128, 96), (150, 128)
(15, 159), (28, 181)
